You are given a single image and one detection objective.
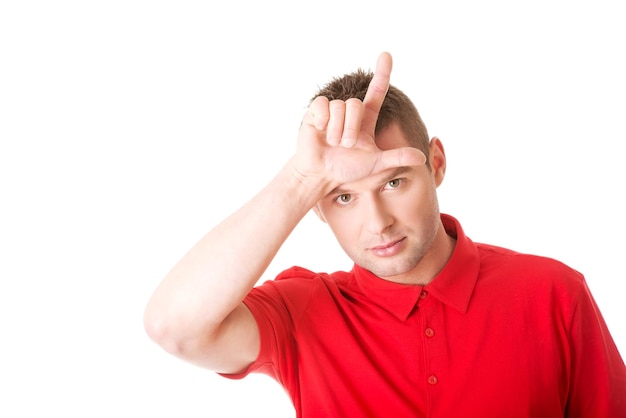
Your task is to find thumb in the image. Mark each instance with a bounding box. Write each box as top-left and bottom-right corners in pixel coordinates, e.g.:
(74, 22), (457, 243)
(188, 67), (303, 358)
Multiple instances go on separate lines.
(375, 147), (427, 172)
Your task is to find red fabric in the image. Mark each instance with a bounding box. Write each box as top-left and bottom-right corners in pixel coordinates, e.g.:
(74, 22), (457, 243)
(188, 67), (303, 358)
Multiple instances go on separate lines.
(224, 214), (626, 417)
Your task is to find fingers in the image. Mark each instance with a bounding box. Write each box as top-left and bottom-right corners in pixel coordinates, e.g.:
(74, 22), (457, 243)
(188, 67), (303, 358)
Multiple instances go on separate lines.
(325, 100), (346, 146)
(361, 52), (392, 135)
(304, 52), (392, 148)
(337, 98), (363, 147)
(308, 96), (330, 130)
(307, 97), (364, 147)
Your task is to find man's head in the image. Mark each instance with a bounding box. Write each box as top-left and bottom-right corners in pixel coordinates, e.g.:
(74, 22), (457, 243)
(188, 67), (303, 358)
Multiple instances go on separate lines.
(311, 64), (451, 284)
(312, 69), (431, 166)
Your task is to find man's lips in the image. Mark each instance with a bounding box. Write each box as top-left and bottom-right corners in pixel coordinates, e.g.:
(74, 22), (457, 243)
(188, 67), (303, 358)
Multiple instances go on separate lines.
(368, 237), (406, 257)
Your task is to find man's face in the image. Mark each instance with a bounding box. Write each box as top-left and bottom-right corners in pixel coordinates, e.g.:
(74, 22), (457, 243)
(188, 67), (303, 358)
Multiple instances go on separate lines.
(315, 123), (444, 284)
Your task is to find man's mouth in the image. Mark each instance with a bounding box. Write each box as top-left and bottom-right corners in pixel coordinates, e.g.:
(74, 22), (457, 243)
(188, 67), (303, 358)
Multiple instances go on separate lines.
(368, 237), (406, 257)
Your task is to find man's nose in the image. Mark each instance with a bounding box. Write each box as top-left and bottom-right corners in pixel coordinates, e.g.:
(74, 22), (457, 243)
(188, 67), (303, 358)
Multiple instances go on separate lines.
(363, 197), (393, 234)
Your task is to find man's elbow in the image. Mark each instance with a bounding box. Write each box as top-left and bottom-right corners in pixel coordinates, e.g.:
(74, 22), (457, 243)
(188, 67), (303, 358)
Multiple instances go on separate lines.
(143, 305), (204, 358)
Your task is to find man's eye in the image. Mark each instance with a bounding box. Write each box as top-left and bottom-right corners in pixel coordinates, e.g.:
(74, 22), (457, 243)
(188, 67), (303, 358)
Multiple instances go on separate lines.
(335, 194), (352, 205)
(387, 178), (402, 188)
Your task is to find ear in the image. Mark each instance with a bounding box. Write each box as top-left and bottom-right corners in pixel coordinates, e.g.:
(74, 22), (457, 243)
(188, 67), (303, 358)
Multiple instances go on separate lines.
(312, 204), (328, 223)
(428, 137), (447, 187)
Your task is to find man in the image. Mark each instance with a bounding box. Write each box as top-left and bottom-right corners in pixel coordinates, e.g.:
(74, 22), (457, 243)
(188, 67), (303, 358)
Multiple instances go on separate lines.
(144, 52), (626, 417)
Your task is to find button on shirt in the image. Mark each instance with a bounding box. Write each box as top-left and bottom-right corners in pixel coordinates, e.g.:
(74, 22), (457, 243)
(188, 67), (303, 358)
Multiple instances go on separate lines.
(224, 214), (626, 417)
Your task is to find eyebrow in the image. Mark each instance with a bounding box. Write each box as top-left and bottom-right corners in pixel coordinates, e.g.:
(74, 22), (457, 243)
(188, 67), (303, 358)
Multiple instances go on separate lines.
(326, 166), (414, 197)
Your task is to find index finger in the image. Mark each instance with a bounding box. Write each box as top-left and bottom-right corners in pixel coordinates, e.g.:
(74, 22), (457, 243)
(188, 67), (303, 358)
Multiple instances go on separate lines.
(360, 51), (392, 135)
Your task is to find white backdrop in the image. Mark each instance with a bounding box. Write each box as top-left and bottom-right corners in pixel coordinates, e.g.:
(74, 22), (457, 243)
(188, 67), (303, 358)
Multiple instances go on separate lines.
(1, 1), (624, 417)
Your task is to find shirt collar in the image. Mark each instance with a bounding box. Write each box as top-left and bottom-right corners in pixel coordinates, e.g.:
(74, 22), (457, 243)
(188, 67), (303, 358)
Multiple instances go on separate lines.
(352, 214), (480, 321)
(426, 214), (480, 314)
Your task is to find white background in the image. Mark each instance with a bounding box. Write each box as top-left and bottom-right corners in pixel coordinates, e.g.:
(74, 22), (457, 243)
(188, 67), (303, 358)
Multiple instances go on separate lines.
(1, 1), (624, 416)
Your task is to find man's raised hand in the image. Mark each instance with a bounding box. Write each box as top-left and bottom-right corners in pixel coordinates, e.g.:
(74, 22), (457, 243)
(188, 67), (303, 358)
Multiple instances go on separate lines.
(294, 52), (426, 188)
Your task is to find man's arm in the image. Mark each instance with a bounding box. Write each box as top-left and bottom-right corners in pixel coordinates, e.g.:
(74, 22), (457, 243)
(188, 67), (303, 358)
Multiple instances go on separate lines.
(143, 52), (426, 374)
(143, 163), (329, 373)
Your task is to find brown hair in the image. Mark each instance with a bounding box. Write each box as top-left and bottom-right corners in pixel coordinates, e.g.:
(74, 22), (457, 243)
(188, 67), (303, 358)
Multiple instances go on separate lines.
(312, 68), (430, 161)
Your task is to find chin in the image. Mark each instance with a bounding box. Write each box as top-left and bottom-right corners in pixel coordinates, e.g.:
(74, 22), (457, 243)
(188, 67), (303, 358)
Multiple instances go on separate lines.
(364, 260), (415, 281)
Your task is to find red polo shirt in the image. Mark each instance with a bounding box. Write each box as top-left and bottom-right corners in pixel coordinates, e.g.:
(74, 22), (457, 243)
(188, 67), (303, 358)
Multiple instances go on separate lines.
(225, 214), (626, 417)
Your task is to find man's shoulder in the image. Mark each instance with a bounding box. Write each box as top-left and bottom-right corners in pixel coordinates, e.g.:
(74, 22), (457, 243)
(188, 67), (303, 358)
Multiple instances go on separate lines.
(257, 265), (352, 291)
(475, 242), (585, 287)
(275, 265), (325, 281)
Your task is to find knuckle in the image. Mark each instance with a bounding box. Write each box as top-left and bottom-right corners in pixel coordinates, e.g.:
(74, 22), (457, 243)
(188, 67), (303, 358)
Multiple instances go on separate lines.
(345, 98), (363, 109)
(329, 99), (346, 112)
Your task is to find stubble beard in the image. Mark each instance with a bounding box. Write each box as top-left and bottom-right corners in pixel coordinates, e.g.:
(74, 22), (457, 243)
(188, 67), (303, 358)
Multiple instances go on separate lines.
(357, 220), (440, 283)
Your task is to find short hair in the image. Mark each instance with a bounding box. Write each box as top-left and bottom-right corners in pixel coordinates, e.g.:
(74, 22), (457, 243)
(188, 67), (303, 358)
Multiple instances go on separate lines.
(312, 68), (430, 161)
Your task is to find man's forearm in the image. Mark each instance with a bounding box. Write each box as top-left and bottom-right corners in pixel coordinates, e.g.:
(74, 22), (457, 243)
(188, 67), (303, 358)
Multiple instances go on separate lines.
(143, 160), (330, 347)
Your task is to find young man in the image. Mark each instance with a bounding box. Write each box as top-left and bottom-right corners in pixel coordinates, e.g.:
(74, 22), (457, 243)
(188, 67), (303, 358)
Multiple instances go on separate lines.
(144, 52), (626, 417)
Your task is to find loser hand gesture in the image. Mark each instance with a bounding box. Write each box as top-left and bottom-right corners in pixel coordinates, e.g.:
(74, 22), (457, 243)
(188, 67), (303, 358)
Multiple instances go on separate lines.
(293, 52), (426, 189)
